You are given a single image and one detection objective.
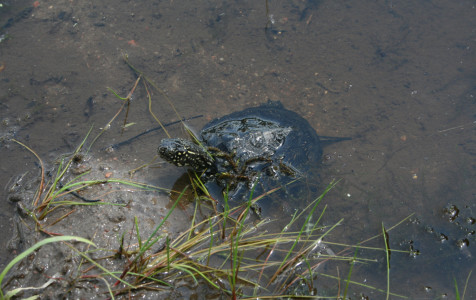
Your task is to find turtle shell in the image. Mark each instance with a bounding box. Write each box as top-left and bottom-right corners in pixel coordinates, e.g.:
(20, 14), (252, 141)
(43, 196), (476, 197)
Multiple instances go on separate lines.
(200, 100), (323, 175)
(195, 100), (324, 202)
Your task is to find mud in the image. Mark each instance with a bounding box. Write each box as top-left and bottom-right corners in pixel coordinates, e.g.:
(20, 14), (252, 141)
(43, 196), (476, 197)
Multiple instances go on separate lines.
(1, 0), (475, 298)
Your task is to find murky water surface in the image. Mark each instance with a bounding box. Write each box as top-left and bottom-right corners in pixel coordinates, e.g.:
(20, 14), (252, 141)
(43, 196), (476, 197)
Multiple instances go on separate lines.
(1, 0), (475, 298)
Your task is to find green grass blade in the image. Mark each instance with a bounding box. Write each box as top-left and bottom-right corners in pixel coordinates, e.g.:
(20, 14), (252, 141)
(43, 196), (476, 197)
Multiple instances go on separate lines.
(67, 243), (135, 288)
(454, 276), (460, 300)
(98, 276), (115, 300)
(136, 186), (187, 260)
(134, 216), (142, 249)
(107, 87), (128, 101)
(277, 181), (336, 272)
(207, 217), (214, 266)
(462, 270), (472, 300)
(0, 236), (95, 297)
(344, 247), (359, 298)
(173, 264), (222, 290)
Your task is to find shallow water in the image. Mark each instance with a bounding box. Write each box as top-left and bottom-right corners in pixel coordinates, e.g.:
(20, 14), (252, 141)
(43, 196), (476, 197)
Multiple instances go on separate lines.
(1, 0), (475, 298)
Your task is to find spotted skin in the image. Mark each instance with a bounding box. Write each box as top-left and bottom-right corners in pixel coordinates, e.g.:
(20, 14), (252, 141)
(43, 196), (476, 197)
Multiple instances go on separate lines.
(158, 138), (213, 172)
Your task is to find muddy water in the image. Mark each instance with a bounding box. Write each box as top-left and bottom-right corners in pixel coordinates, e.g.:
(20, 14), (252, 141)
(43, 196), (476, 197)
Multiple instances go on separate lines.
(0, 0), (475, 298)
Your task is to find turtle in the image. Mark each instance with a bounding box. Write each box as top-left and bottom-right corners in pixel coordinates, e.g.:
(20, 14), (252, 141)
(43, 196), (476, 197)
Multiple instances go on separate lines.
(158, 100), (349, 204)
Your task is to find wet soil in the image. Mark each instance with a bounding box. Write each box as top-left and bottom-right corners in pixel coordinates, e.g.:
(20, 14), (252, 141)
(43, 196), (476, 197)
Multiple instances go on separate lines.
(1, 0), (475, 298)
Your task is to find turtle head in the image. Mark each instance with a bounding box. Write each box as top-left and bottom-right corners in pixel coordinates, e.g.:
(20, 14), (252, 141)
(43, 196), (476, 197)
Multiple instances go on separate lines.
(158, 138), (213, 172)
